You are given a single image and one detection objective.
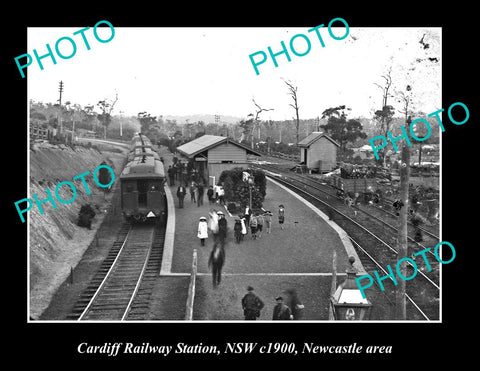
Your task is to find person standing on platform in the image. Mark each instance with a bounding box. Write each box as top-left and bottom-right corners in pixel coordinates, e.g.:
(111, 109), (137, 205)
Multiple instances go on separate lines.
(234, 218), (242, 244)
(285, 288), (304, 320)
(190, 181), (197, 203)
(209, 209), (219, 243)
(197, 216), (209, 246)
(197, 182), (205, 207)
(241, 286), (264, 320)
(217, 211), (228, 246)
(256, 212), (264, 238)
(240, 215), (247, 241)
(217, 185), (225, 206)
(168, 165), (175, 186)
(176, 184), (186, 208)
(272, 296), (292, 320)
(207, 185), (214, 204)
(278, 204), (285, 230)
(208, 244), (225, 288)
(244, 205), (251, 232)
(264, 211), (272, 234)
(249, 213), (258, 239)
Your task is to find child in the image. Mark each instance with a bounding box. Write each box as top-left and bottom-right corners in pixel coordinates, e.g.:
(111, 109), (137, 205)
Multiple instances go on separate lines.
(278, 204), (285, 230)
(249, 213), (258, 239)
(256, 212), (264, 238)
(264, 211), (272, 234)
(234, 218), (242, 244)
(240, 215), (247, 241)
(197, 216), (208, 246)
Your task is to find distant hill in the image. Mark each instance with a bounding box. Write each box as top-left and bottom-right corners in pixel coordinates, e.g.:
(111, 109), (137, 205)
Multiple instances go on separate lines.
(162, 114), (243, 125)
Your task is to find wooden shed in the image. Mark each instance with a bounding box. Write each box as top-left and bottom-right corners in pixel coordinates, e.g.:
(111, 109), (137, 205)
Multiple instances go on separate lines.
(176, 135), (261, 185)
(297, 132), (339, 173)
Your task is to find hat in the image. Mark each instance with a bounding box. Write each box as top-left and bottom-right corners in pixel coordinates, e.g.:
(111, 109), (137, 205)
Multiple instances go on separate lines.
(217, 211), (224, 215)
(199, 216), (207, 221)
(275, 296), (283, 301)
(247, 286), (254, 291)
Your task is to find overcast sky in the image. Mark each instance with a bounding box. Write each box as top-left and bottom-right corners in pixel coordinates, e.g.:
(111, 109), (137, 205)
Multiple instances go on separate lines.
(27, 26), (441, 122)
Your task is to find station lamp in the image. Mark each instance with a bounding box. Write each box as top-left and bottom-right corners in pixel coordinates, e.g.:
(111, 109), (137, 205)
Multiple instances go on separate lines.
(330, 256), (372, 320)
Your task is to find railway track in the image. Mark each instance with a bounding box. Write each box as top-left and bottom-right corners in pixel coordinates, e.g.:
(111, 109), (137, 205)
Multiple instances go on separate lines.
(255, 162), (439, 241)
(254, 165), (440, 320)
(67, 222), (166, 321)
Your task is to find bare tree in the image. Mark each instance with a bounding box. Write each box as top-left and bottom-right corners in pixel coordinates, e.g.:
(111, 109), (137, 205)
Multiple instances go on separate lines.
(373, 68), (395, 166)
(283, 79), (300, 145)
(374, 66), (393, 110)
(250, 98), (274, 148)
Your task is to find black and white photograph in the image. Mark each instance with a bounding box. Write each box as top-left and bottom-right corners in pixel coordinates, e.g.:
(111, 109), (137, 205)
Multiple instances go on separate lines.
(27, 24), (442, 322)
(10, 6), (475, 364)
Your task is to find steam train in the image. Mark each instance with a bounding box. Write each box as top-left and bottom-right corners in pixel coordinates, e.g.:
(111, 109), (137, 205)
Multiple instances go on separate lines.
(120, 133), (167, 223)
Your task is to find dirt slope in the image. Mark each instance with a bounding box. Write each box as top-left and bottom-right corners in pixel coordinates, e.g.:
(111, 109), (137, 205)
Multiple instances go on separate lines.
(28, 142), (127, 319)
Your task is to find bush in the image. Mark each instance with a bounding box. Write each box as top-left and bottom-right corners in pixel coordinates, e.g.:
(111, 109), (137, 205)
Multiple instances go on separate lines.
(227, 202), (238, 214)
(218, 167), (266, 209)
(77, 204), (96, 229)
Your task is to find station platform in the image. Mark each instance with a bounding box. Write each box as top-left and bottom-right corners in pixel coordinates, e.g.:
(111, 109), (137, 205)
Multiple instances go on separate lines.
(147, 149), (364, 321)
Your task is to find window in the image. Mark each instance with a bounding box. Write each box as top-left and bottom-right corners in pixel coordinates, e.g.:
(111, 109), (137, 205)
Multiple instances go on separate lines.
(149, 181), (162, 191)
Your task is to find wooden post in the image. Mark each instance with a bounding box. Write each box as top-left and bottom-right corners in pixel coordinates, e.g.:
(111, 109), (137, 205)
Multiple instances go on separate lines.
(395, 145), (410, 320)
(329, 249), (337, 320)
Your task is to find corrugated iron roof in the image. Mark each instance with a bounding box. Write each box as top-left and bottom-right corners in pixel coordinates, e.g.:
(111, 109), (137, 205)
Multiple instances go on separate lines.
(120, 155), (165, 179)
(297, 132), (340, 148)
(176, 135), (262, 157)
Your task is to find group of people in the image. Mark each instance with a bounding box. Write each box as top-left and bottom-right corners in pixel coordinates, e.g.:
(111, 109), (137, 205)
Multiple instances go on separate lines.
(167, 161), (187, 186)
(241, 286), (304, 320)
(176, 181), (226, 210)
(206, 184), (225, 205)
(200, 209), (229, 246)
(176, 180), (207, 208)
(232, 204), (285, 243)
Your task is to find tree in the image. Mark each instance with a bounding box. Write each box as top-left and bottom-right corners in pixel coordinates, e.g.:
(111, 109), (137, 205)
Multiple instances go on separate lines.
(238, 115), (255, 147)
(320, 105), (367, 153)
(284, 79), (300, 145)
(251, 98), (274, 147)
(373, 68), (395, 166)
(97, 93), (118, 140)
(263, 119), (276, 153)
(218, 167), (266, 209)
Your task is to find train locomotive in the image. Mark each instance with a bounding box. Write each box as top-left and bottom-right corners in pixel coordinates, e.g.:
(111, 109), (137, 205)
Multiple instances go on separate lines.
(120, 133), (167, 223)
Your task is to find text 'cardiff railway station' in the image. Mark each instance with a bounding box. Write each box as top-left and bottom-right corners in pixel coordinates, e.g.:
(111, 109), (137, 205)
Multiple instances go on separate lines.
(27, 27), (443, 322)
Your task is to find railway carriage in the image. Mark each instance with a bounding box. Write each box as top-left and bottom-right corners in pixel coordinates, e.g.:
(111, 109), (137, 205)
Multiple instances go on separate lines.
(127, 146), (160, 162)
(120, 154), (166, 223)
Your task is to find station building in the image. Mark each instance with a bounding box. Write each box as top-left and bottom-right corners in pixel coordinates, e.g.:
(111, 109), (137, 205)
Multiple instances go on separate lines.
(176, 135), (261, 185)
(297, 131), (339, 173)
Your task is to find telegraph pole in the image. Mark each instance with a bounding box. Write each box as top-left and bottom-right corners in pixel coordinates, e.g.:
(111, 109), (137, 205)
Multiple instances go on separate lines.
(395, 144), (410, 320)
(395, 95), (412, 320)
(58, 81), (64, 105)
(58, 81), (64, 134)
(215, 114), (220, 135)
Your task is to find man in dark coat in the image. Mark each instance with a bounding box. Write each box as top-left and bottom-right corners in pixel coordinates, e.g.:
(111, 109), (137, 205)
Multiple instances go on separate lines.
(272, 296), (292, 320)
(241, 286), (264, 320)
(167, 165), (175, 186)
(208, 245), (225, 288)
(217, 211), (228, 245)
(197, 182), (205, 207)
(176, 185), (186, 208)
